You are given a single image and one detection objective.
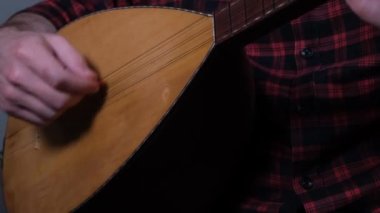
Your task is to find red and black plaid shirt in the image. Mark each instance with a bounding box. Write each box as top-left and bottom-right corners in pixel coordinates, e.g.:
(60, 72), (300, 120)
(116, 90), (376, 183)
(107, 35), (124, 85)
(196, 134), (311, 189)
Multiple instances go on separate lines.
(23, 0), (380, 212)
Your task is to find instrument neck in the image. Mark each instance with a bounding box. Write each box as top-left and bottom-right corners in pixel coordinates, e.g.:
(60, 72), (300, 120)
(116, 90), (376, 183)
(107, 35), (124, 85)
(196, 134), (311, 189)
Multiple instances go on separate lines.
(213, 0), (299, 44)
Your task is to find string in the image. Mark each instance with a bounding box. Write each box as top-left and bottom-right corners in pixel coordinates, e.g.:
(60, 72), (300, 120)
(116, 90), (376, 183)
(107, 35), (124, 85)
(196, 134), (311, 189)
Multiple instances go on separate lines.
(100, 16), (213, 105)
(102, 0), (296, 104)
(214, 0), (295, 43)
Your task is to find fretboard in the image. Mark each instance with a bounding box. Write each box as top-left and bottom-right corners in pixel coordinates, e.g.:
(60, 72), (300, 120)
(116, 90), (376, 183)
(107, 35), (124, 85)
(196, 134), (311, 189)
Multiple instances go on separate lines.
(214, 0), (298, 44)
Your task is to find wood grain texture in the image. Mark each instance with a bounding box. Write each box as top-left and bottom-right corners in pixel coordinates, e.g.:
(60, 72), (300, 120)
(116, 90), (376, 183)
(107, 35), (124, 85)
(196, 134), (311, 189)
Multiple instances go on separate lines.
(3, 8), (214, 213)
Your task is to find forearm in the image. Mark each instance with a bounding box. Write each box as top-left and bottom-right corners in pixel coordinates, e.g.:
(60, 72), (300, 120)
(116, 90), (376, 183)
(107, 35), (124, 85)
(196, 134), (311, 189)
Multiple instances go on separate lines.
(2, 12), (56, 33)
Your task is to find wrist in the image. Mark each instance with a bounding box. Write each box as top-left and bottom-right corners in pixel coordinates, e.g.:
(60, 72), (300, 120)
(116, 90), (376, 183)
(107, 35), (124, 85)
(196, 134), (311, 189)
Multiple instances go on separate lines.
(1, 12), (56, 33)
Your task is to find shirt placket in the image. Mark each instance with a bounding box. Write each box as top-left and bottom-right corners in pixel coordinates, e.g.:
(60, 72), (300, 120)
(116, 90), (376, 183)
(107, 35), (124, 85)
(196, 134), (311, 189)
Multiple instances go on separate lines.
(289, 18), (323, 197)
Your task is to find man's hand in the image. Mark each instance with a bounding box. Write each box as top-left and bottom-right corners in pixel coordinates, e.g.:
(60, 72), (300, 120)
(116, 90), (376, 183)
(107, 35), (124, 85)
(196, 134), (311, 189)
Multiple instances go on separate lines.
(0, 14), (100, 126)
(346, 0), (380, 28)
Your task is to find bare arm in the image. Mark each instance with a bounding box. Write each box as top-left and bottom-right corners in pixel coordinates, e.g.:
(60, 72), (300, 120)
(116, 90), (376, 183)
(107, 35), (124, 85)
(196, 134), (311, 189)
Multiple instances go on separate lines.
(0, 13), (100, 125)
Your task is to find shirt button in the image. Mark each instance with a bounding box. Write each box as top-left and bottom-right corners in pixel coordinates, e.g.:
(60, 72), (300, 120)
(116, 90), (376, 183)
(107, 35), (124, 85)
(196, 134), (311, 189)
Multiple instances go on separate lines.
(296, 104), (308, 115)
(300, 48), (314, 59)
(296, 105), (303, 112)
(300, 176), (314, 190)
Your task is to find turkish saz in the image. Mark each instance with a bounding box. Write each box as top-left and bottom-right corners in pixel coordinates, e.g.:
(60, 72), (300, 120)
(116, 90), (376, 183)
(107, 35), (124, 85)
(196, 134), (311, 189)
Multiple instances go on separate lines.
(3, 0), (325, 212)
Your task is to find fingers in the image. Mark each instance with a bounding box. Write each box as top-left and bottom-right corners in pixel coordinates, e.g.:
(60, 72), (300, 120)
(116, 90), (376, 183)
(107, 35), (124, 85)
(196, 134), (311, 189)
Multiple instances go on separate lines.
(5, 62), (72, 111)
(0, 63), (89, 126)
(0, 79), (54, 126)
(44, 34), (98, 79)
(3, 105), (47, 126)
(16, 34), (100, 95)
(0, 29), (101, 125)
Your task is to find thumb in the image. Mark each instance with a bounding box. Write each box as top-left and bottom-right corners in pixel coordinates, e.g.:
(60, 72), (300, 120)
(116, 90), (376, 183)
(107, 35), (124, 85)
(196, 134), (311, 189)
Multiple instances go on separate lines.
(43, 33), (98, 80)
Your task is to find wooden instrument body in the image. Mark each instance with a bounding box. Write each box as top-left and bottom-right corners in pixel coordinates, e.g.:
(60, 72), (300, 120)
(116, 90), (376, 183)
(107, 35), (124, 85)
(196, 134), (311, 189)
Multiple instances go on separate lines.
(3, 0), (322, 210)
(3, 8), (221, 212)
